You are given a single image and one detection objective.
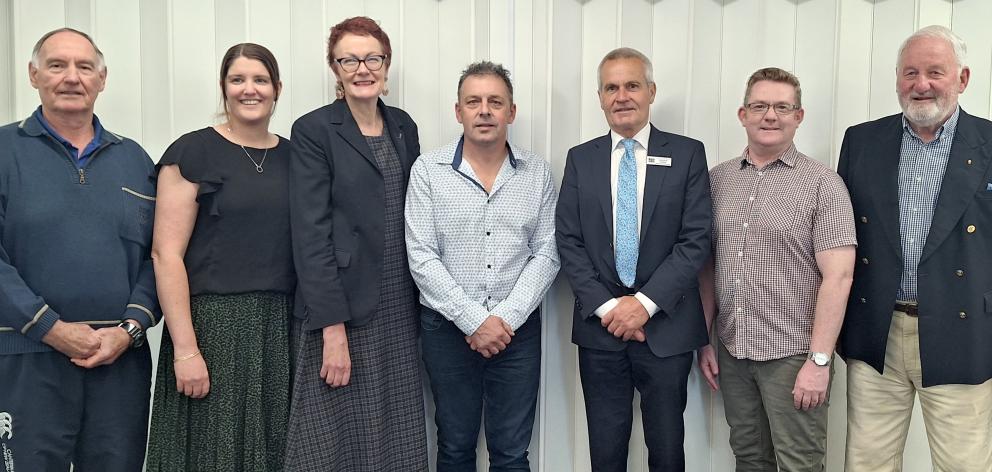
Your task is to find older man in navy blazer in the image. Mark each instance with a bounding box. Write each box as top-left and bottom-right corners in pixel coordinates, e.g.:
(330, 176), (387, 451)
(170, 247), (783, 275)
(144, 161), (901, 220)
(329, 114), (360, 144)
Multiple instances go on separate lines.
(556, 47), (711, 471)
(839, 25), (992, 471)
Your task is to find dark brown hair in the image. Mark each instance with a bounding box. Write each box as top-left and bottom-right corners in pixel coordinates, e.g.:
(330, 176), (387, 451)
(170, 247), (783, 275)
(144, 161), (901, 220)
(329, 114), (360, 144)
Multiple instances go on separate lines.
(219, 43), (282, 114)
(326, 16), (392, 68)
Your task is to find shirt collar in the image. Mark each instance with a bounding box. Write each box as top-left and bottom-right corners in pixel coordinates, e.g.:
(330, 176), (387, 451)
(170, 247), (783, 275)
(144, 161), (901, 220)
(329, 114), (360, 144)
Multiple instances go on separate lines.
(33, 106), (104, 150)
(610, 123), (651, 153)
(451, 135), (517, 170)
(902, 106), (960, 142)
(739, 142), (799, 169)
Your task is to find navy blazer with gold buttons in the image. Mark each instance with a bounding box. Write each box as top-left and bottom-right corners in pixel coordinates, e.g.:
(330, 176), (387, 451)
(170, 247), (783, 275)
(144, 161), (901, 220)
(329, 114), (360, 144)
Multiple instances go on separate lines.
(838, 108), (992, 386)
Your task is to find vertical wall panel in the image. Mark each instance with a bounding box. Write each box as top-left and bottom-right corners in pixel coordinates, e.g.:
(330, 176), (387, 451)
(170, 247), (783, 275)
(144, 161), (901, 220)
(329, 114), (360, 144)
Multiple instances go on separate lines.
(288, 0), (327, 124)
(793, 0), (838, 165)
(403, 0), (441, 150)
(0, 0), (14, 124)
(686, 0), (723, 168)
(952, 0), (992, 119)
(12, 0), (66, 119)
(63, 0), (91, 32)
(139, 0), (173, 160)
(365, 0), (402, 108)
(436, 1), (473, 147)
(170, 0), (217, 134)
(868, 0), (915, 120)
(649, 0), (692, 137)
(248, 0), (294, 138)
(511, 0), (536, 150)
(93, 0), (143, 142)
(214, 0), (247, 64)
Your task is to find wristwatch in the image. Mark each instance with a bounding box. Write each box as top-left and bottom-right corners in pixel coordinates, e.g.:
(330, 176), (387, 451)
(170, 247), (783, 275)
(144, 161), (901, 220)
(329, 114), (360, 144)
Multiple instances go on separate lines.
(117, 320), (145, 348)
(808, 351), (831, 367)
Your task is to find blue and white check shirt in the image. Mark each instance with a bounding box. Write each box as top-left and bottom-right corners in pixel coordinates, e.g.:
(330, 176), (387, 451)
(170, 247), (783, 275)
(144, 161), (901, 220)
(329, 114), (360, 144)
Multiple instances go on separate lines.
(405, 136), (560, 335)
(898, 108), (959, 301)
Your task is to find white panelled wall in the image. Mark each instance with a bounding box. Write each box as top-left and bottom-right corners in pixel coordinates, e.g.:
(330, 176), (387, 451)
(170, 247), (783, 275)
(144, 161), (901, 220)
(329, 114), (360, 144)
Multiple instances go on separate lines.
(2, 1), (990, 470)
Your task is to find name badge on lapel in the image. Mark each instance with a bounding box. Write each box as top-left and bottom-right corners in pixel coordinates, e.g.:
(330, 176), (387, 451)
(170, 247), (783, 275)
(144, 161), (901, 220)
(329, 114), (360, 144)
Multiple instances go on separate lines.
(647, 155), (672, 167)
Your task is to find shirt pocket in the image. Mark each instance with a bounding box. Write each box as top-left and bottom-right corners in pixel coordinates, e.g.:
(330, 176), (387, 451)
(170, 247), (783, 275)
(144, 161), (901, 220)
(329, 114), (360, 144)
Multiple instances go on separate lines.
(121, 186), (155, 246)
(757, 195), (798, 233)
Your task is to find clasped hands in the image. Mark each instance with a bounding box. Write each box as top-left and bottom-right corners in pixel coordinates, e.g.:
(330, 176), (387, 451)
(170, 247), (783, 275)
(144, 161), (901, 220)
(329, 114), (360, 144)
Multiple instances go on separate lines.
(602, 296), (647, 342)
(42, 320), (134, 369)
(465, 315), (514, 359)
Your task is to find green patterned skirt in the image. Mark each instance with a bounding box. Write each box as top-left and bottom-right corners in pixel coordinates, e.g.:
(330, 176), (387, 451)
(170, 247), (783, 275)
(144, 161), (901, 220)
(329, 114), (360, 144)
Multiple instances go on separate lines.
(146, 291), (292, 472)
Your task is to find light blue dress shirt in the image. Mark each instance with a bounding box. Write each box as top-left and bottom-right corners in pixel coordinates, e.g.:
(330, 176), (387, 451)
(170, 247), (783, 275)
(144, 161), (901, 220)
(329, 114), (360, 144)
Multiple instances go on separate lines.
(405, 136), (560, 335)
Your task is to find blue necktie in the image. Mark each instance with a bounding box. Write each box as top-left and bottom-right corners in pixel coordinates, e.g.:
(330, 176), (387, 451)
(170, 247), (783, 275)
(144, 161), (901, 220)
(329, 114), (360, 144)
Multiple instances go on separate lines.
(616, 138), (638, 287)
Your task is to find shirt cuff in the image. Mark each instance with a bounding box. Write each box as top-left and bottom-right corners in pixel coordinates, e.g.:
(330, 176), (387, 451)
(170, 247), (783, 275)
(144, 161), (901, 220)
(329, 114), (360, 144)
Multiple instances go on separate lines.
(634, 292), (660, 317)
(593, 298), (619, 318)
(453, 303), (491, 336)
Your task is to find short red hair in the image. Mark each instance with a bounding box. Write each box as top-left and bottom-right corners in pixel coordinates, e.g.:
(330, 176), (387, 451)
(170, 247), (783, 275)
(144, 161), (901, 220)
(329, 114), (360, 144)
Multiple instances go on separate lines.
(327, 16), (392, 68)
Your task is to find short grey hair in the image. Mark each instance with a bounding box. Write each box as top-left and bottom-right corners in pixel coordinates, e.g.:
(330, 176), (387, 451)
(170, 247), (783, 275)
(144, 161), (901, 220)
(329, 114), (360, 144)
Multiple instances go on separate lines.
(597, 47), (654, 89)
(30, 28), (106, 71)
(897, 25), (967, 72)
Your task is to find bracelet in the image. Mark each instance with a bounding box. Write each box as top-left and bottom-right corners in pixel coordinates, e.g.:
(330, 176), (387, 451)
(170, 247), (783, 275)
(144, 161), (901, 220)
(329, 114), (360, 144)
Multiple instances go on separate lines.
(174, 351), (201, 363)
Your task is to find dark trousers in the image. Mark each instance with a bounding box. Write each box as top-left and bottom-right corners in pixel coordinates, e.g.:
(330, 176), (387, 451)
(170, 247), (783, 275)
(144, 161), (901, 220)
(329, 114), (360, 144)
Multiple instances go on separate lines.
(421, 306), (542, 472)
(578, 343), (693, 472)
(0, 346), (151, 472)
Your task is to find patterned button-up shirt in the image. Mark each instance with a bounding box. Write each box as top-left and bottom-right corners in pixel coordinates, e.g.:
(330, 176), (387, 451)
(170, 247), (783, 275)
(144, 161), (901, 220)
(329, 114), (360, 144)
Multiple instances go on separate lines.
(897, 108), (959, 302)
(710, 144), (857, 361)
(405, 136), (560, 335)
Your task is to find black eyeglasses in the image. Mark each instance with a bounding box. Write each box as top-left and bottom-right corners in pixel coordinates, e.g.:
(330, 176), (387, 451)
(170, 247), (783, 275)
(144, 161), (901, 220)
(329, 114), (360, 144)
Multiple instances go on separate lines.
(334, 55), (387, 72)
(745, 102), (800, 115)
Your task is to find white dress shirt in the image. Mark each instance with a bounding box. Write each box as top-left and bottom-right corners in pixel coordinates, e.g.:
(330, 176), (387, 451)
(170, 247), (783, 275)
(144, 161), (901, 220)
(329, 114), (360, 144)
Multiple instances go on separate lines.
(594, 123), (659, 318)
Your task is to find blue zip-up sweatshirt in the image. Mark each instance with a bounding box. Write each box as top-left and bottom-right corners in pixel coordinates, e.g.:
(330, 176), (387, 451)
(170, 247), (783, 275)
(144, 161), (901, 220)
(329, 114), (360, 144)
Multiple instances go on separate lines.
(0, 113), (160, 354)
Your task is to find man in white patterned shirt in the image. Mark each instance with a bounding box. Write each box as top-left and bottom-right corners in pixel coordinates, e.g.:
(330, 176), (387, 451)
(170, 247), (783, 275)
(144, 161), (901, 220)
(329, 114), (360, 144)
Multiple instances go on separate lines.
(405, 61), (559, 471)
(698, 67), (856, 472)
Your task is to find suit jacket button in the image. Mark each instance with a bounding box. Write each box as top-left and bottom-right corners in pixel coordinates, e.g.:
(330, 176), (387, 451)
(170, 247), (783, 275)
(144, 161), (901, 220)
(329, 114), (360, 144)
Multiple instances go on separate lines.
(955, 269), (964, 277)
(859, 297), (867, 304)
(860, 216), (868, 223)
(967, 224), (976, 233)
(959, 311), (967, 319)
(861, 257), (869, 265)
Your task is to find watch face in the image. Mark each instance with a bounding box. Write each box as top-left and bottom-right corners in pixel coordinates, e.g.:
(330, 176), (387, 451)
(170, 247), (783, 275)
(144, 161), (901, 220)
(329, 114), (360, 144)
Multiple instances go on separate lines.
(811, 353), (830, 366)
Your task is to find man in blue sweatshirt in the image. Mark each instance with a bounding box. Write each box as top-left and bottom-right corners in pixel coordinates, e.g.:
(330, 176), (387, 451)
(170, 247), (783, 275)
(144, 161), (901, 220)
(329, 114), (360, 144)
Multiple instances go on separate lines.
(0, 28), (159, 472)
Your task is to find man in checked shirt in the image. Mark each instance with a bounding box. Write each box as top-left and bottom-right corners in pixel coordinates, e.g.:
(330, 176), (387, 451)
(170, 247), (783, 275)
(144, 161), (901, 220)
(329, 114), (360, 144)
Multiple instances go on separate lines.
(405, 61), (559, 471)
(697, 67), (856, 472)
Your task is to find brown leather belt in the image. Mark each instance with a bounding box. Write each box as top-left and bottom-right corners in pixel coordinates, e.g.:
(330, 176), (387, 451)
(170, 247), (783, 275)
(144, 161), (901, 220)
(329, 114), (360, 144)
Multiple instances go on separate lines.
(894, 301), (919, 317)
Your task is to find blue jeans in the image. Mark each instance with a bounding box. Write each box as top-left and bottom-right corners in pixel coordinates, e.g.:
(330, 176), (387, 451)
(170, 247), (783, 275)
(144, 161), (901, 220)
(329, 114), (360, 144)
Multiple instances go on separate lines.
(420, 306), (542, 472)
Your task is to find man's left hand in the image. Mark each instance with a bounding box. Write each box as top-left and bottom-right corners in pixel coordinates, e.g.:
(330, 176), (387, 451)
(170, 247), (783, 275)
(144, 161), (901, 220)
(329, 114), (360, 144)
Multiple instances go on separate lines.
(792, 360), (830, 410)
(71, 326), (132, 369)
(602, 296), (649, 341)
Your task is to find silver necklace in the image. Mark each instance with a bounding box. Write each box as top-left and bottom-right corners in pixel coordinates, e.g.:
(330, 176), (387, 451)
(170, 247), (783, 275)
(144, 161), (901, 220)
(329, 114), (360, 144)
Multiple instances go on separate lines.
(227, 126), (268, 173)
(239, 145), (268, 173)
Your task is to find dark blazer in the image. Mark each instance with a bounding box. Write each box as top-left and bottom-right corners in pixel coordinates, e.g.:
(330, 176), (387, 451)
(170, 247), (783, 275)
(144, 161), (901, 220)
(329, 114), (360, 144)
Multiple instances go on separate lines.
(837, 109), (992, 386)
(556, 125), (711, 358)
(290, 98), (420, 329)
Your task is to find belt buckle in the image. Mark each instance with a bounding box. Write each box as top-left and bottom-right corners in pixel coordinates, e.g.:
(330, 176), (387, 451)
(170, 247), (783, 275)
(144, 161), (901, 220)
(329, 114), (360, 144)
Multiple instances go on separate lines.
(894, 301), (919, 317)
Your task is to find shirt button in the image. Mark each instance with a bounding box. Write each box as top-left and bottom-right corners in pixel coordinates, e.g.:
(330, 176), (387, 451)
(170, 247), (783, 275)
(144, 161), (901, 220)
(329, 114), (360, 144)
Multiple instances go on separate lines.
(861, 257), (869, 265)
(860, 297), (867, 304)
(758, 172), (764, 177)
(860, 216), (868, 223)
(956, 269), (964, 277)
(487, 264), (492, 269)
(736, 307), (743, 313)
(742, 223), (749, 229)
(486, 231), (491, 236)
(738, 251), (743, 257)
(748, 196), (755, 202)
(734, 279), (740, 284)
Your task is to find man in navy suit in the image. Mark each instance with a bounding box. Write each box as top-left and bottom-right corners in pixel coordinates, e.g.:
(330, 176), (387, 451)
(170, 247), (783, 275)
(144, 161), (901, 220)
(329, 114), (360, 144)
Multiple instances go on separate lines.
(839, 25), (992, 471)
(555, 47), (711, 472)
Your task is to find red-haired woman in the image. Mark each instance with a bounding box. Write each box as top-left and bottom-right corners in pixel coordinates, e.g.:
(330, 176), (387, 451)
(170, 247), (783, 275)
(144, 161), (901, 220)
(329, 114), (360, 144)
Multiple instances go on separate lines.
(285, 16), (428, 471)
